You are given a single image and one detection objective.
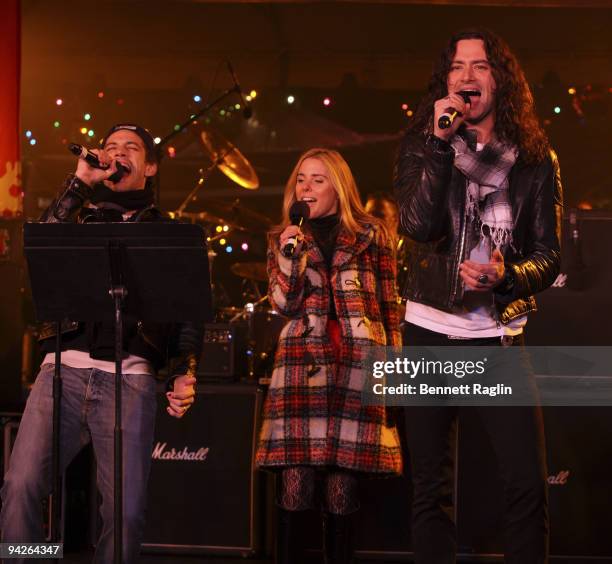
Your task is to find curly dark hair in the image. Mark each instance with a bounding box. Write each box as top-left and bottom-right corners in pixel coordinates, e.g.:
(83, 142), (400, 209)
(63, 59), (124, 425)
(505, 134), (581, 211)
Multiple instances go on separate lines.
(408, 28), (550, 164)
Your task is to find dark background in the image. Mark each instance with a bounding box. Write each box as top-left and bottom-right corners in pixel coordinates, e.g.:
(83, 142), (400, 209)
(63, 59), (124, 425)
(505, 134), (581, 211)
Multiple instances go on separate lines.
(19, 0), (612, 218)
(15, 0), (612, 312)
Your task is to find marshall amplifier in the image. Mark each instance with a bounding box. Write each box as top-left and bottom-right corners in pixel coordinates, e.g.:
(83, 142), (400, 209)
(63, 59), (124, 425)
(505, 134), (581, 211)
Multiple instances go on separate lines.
(457, 403), (612, 560)
(141, 383), (263, 556)
(526, 211), (612, 346)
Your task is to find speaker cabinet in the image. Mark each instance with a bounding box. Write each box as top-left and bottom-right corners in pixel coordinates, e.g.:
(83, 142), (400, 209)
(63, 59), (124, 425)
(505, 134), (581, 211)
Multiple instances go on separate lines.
(457, 403), (612, 560)
(141, 383), (263, 556)
(527, 211), (612, 346)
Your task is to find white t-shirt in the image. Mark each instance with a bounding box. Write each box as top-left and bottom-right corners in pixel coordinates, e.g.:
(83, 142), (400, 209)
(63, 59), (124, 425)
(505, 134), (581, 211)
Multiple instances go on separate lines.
(42, 350), (153, 375)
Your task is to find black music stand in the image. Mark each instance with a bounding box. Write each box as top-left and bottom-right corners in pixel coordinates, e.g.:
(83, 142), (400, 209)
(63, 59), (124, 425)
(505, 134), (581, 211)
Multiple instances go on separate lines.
(24, 222), (211, 564)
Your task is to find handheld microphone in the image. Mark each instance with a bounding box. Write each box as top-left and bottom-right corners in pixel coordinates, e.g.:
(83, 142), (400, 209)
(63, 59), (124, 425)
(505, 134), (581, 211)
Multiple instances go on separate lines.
(107, 162), (129, 184)
(68, 143), (109, 170)
(282, 201), (310, 258)
(227, 61), (253, 119)
(438, 90), (481, 130)
(68, 143), (129, 183)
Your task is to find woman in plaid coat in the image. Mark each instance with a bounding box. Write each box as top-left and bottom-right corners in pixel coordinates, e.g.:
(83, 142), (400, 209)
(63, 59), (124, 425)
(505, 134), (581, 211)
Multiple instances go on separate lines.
(256, 148), (402, 564)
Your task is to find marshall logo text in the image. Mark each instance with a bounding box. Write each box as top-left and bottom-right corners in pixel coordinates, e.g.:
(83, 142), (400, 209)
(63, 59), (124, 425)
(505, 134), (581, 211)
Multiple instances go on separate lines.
(548, 470), (570, 486)
(151, 442), (210, 462)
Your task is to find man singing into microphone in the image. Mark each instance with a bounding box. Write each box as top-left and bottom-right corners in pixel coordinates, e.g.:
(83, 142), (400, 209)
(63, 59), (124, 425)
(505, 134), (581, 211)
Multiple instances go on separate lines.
(394, 30), (562, 563)
(0, 124), (201, 563)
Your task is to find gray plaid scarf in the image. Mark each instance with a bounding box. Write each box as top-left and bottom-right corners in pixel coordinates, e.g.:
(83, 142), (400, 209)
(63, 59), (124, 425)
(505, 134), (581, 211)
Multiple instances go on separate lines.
(451, 135), (517, 251)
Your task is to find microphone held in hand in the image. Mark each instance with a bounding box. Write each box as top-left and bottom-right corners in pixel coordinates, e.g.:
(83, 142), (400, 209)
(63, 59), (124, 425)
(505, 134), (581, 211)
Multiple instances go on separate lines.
(438, 90), (481, 130)
(68, 143), (129, 184)
(68, 143), (109, 170)
(107, 162), (129, 184)
(282, 201), (310, 258)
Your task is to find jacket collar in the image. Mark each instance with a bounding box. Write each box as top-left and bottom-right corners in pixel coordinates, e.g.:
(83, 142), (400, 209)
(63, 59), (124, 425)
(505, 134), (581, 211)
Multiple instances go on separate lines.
(304, 223), (374, 269)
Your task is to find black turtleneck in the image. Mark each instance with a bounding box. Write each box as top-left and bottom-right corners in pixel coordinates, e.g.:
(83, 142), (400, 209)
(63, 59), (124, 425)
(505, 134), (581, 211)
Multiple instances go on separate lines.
(308, 213), (340, 268)
(307, 213), (340, 320)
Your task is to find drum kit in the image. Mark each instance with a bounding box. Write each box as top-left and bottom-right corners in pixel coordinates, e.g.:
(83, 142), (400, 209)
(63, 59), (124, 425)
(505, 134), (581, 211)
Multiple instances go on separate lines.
(168, 120), (282, 380)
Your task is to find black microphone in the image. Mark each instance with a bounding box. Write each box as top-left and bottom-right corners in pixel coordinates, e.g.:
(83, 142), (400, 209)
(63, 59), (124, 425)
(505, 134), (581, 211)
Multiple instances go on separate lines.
(227, 61), (253, 119)
(282, 201), (310, 258)
(438, 90), (481, 130)
(68, 143), (129, 183)
(107, 162), (129, 184)
(68, 143), (109, 170)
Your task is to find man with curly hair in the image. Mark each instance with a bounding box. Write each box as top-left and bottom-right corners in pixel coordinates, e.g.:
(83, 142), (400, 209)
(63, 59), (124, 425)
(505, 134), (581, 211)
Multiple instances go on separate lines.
(394, 29), (562, 563)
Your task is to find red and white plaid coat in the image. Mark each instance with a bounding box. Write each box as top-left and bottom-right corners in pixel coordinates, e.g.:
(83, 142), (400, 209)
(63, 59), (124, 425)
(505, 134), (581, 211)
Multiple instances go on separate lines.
(256, 224), (403, 475)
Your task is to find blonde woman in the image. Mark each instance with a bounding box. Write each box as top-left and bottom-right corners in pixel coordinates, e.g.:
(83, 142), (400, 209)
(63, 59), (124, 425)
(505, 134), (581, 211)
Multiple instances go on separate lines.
(256, 148), (402, 564)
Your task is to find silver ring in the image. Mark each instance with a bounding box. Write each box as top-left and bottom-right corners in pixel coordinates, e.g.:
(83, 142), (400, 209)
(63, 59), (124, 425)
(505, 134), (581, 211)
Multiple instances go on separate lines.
(478, 274), (489, 284)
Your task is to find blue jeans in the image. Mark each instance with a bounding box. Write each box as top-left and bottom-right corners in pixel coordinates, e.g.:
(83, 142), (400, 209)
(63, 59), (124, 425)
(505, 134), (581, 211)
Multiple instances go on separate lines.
(0, 364), (157, 564)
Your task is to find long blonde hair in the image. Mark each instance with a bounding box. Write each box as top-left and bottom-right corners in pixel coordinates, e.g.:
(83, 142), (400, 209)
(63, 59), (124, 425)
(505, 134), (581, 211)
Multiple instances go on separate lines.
(271, 148), (392, 247)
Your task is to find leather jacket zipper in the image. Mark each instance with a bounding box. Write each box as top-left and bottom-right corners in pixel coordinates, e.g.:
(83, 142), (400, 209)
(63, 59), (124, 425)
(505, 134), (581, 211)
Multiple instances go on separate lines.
(449, 188), (468, 309)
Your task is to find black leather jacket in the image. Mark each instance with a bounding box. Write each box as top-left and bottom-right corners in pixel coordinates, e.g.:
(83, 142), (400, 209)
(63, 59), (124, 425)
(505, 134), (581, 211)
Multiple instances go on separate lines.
(393, 133), (563, 324)
(38, 175), (202, 379)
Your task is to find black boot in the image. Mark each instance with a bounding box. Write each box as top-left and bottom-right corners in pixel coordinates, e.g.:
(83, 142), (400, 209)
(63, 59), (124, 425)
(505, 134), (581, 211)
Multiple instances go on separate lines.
(275, 507), (301, 564)
(322, 512), (354, 564)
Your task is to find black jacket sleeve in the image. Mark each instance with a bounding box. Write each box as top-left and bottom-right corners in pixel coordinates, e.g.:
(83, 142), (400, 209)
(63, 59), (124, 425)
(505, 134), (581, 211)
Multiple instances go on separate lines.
(39, 175), (93, 223)
(393, 133), (455, 243)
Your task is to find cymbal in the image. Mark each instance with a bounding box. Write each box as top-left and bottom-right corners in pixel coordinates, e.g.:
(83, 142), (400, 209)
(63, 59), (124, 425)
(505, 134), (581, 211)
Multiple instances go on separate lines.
(197, 199), (273, 233)
(231, 262), (268, 282)
(198, 129), (259, 190)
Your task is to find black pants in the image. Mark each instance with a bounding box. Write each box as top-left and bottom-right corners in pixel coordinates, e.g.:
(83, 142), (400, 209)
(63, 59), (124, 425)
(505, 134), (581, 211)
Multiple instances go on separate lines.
(401, 322), (549, 564)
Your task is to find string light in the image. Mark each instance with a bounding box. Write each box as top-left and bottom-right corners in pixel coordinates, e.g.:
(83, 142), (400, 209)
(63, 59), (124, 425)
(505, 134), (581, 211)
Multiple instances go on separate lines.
(219, 238), (227, 245)
(167, 146), (176, 158)
(53, 121), (60, 128)
(245, 95), (252, 102)
(222, 225), (229, 232)
(193, 95), (202, 103)
(215, 226), (223, 233)
(401, 103), (409, 110)
(407, 110), (414, 117)
(55, 98), (63, 106)
(97, 91), (104, 98)
(29, 139), (37, 146)
(116, 98), (124, 105)
(25, 130), (32, 138)
(287, 95), (295, 104)
(241, 242), (249, 251)
(554, 106), (561, 114)
(87, 130), (95, 137)
(84, 113), (91, 121)
(234, 104), (241, 110)
(323, 97), (331, 107)
(173, 124), (181, 131)
(568, 87), (576, 95)
(80, 127), (88, 134)
(154, 137), (161, 144)
(249, 90), (257, 99)
(226, 246), (233, 253)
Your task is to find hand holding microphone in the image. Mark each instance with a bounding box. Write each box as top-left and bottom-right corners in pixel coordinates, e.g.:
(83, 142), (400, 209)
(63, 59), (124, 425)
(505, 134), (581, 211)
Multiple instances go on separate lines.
(68, 143), (129, 185)
(433, 90), (480, 140)
(280, 201), (310, 258)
